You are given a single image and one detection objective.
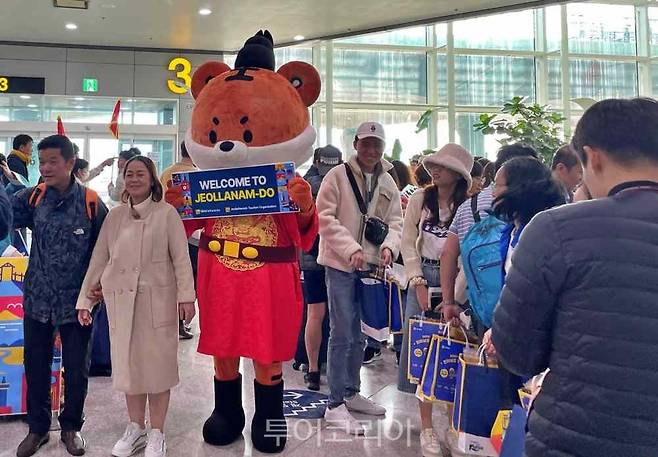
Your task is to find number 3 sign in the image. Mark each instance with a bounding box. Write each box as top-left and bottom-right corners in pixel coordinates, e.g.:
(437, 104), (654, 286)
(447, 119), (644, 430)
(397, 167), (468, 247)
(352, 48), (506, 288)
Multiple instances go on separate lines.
(167, 57), (192, 94)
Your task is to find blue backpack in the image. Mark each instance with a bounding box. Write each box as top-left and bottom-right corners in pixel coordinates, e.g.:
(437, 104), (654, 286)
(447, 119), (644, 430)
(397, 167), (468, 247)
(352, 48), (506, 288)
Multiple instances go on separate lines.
(460, 195), (505, 328)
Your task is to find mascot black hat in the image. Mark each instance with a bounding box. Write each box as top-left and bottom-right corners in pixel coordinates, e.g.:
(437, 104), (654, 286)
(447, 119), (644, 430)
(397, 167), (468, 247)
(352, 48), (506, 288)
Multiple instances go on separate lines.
(235, 30), (275, 71)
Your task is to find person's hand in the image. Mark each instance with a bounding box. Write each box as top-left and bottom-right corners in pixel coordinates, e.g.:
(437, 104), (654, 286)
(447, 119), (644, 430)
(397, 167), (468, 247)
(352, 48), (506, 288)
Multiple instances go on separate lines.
(101, 157), (115, 167)
(78, 309), (93, 326)
(441, 302), (462, 327)
(164, 180), (186, 209)
(415, 284), (429, 312)
(350, 250), (365, 270)
(179, 302), (196, 325)
(87, 283), (104, 303)
(0, 162), (12, 179)
(287, 176), (314, 214)
(379, 247), (392, 267)
(482, 329), (496, 356)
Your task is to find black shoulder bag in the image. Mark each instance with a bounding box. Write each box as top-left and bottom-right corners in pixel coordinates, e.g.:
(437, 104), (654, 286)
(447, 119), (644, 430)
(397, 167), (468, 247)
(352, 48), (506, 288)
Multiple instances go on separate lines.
(344, 163), (389, 246)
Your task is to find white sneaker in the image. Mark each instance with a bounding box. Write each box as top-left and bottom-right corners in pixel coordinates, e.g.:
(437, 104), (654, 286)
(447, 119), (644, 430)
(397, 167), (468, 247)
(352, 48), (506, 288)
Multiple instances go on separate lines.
(324, 404), (366, 435)
(112, 422), (147, 457)
(145, 429), (166, 457)
(420, 428), (441, 457)
(345, 394), (386, 416)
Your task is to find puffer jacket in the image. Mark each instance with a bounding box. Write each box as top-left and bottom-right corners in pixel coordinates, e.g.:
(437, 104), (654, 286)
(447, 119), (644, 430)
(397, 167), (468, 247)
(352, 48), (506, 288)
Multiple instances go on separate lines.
(492, 182), (658, 457)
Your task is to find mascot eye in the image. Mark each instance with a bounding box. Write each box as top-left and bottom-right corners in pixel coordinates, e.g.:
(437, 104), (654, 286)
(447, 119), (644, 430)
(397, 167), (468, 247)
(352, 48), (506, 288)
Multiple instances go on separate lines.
(243, 130), (253, 143)
(291, 77), (302, 88)
(212, 117), (220, 125)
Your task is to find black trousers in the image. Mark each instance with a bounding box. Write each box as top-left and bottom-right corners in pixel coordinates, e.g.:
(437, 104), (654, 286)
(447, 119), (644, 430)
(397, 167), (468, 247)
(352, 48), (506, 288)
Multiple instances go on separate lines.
(188, 243), (198, 291)
(23, 316), (93, 435)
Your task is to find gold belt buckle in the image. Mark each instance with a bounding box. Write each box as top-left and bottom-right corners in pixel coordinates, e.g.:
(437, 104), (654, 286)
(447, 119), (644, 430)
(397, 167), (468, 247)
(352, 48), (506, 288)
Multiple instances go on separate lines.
(223, 240), (240, 258)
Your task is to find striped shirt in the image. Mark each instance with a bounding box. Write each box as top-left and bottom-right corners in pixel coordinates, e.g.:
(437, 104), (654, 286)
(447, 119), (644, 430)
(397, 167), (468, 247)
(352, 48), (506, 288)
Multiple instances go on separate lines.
(448, 185), (495, 243)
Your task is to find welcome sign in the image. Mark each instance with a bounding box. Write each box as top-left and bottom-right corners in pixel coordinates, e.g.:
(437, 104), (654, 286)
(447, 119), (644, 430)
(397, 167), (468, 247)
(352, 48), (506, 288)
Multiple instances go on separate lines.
(172, 162), (299, 219)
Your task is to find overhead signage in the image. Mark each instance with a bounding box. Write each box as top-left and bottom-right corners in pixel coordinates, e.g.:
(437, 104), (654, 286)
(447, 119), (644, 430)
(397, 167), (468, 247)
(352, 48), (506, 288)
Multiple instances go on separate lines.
(0, 76), (45, 95)
(82, 78), (98, 93)
(167, 57), (192, 94)
(172, 162), (299, 219)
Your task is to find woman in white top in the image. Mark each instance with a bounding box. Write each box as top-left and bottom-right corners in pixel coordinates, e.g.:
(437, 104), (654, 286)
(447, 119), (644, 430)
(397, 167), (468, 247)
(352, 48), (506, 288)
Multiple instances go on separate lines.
(398, 144), (474, 457)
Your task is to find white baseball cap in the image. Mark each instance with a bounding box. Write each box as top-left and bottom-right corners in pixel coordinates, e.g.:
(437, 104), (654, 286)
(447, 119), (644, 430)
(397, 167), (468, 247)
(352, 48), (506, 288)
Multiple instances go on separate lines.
(356, 121), (386, 142)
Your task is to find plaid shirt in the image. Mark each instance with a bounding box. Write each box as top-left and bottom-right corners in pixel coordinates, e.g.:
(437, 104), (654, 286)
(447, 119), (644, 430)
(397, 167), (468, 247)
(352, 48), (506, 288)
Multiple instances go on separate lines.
(11, 178), (108, 325)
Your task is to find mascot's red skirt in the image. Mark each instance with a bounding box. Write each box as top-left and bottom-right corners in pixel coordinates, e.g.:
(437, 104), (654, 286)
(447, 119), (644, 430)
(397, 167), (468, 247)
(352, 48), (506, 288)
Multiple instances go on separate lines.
(185, 212), (317, 364)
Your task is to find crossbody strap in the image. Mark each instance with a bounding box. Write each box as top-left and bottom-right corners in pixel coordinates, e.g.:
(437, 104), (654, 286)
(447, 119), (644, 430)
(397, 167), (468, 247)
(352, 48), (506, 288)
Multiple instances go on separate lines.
(470, 193), (480, 223)
(344, 163), (368, 215)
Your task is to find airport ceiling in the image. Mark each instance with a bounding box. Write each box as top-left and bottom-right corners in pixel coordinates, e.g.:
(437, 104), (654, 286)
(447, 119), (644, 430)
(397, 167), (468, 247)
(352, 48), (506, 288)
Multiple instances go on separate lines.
(1, 0), (563, 52)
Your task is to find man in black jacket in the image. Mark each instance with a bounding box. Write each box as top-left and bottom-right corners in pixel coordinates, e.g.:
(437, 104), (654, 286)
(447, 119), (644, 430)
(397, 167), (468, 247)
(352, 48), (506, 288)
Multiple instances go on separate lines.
(7, 134), (33, 182)
(492, 98), (658, 457)
(12, 135), (108, 457)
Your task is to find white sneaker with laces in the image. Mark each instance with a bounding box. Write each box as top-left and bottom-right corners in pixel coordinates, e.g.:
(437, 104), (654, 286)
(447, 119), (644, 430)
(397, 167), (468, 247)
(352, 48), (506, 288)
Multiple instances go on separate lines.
(324, 404), (366, 435)
(145, 429), (166, 457)
(420, 428), (441, 457)
(345, 394), (386, 416)
(112, 422), (147, 457)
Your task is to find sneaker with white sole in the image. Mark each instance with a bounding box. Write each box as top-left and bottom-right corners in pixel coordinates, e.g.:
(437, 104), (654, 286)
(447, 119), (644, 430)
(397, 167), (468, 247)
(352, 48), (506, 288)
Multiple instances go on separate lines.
(112, 423), (147, 457)
(324, 404), (366, 435)
(345, 394), (386, 416)
(145, 429), (166, 457)
(420, 428), (441, 457)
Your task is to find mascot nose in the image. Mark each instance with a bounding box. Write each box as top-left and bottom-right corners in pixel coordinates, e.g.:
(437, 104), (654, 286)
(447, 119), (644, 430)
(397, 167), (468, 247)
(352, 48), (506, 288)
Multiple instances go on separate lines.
(219, 141), (234, 152)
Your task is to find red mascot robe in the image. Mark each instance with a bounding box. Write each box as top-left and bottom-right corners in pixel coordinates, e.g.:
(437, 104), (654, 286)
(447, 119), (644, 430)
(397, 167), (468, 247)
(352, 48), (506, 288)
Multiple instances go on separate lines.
(184, 212), (317, 363)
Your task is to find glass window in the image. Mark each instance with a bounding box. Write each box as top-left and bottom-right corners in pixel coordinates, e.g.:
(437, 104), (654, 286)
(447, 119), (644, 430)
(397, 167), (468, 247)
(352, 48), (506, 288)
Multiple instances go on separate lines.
(455, 113), (504, 159)
(336, 26), (427, 46)
(652, 63), (658, 94)
(331, 109), (428, 164)
(275, 47), (312, 65)
(454, 55), (535, 106)
(435, 23), (447, 48)
(567, 3), (636, 55)
(453, 10), (535, 51)
(222, 53), (236, 68)
(649, 8), (658, 55)
(437, 54), (448, 105)
(547, 58), (563, 108)
(545, 5), (562, 52)
(569, 59), (638, 103)
(333, 49), (427, 104)
(436, 111), (450, 146)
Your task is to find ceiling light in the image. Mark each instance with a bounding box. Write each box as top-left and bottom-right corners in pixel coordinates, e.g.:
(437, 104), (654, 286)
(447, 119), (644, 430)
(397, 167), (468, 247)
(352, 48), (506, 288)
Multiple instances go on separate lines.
(20, 95), (31, 99)
(74, 96), (85, 101)
(75, 105), (84, 109)
(293, 35), (305, 41)
(65, 23), (78, 30)
(27, 104), (38, 108)
(198, 8), (212, 15)
(126, 99), (134, 103)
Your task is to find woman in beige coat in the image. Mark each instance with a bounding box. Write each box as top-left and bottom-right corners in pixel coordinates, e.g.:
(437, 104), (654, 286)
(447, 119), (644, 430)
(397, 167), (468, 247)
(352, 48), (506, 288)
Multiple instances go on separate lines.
(77, 156), (195, 457)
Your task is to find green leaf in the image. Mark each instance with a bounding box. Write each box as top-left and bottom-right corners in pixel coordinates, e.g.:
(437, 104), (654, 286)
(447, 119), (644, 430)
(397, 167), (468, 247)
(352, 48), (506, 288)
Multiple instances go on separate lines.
(415, 108), (434, 133)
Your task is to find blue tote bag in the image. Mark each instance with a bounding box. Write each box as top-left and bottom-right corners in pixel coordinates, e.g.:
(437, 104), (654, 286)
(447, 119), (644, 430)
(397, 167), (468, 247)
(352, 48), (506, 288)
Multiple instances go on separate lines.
(358, 274), (389, 341)
(407, 315), (445, 383)
(388, 279), (404, 333)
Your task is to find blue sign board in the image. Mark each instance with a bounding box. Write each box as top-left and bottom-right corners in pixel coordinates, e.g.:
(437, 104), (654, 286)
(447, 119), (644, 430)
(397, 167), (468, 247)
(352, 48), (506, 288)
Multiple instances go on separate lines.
(172, 162), (299, 219)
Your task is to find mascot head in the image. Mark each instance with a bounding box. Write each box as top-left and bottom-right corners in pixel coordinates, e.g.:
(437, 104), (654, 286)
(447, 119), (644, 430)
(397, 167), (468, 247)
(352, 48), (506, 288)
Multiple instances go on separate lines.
(186, 30), (321, 170)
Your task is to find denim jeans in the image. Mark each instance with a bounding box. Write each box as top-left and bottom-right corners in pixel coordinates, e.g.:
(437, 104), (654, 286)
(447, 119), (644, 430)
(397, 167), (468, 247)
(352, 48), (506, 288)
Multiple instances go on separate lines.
(325, 267), (366, 408)
(397, 262), (440, 394)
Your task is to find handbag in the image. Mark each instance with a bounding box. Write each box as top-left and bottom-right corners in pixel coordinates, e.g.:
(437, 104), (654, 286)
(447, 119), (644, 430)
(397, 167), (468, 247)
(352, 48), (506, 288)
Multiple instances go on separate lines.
(344, 163), (389, 246)
(407, 314), (445, 383)
(357, 271), (389, 342)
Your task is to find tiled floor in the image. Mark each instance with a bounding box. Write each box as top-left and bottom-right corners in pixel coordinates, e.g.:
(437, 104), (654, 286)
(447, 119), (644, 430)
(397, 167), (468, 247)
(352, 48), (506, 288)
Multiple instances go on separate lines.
(0, 329), (455, 457)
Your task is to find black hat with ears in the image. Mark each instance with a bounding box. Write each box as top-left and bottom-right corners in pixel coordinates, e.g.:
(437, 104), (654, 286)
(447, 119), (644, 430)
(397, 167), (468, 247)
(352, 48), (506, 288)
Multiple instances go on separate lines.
(235, 30), (275, 71)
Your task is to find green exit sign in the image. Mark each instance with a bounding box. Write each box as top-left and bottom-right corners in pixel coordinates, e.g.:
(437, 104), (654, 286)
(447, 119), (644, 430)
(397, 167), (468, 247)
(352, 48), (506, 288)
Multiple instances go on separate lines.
(82, 78), (98, 92)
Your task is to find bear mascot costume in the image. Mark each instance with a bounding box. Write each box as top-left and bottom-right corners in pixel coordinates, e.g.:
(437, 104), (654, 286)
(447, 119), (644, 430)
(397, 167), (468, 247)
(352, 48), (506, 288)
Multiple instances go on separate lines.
(166, 30), (320, 453)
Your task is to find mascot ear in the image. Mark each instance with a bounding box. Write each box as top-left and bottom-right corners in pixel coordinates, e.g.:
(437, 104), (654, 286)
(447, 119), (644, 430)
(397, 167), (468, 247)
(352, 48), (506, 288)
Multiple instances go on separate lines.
(278, 61), (321, 107)
(191, 61), (232, 99)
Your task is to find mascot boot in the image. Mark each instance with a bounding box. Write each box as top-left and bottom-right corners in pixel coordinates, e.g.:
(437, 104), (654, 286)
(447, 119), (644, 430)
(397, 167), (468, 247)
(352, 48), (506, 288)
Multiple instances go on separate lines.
(202, 375), (246, 445)
(251, 379), (286, 453)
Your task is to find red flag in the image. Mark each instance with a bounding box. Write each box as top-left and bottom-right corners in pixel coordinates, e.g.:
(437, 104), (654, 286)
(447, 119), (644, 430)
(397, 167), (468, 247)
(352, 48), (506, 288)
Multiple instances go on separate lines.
(109, 99), (121, 139)
(57, 115), (65, 136)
